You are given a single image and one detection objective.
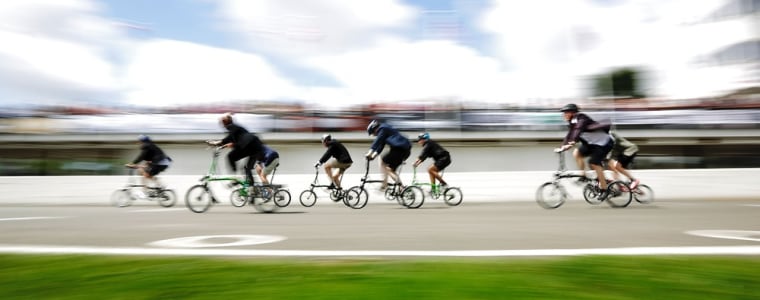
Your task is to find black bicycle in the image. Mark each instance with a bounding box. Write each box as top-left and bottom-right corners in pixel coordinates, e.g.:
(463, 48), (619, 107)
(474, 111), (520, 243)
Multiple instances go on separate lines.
(345, 158), (422, 209)
(299, 166), (347, 207)
(536, 150), (632, 209)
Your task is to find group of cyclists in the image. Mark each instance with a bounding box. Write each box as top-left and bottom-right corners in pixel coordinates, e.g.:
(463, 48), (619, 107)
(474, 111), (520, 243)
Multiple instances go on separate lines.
(129, 104), (641, 202)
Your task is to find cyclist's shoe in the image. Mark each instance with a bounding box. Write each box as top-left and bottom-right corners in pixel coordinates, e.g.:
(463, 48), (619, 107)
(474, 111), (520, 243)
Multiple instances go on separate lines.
(575, 176), (591, 185)
(597, 190), (609, 201)
(328, 183), (336, 190)
(629, 178), (640, 190)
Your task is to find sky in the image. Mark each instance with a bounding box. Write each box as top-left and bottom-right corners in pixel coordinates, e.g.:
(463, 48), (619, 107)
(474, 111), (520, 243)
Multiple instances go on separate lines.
(0, 0), (750, 109)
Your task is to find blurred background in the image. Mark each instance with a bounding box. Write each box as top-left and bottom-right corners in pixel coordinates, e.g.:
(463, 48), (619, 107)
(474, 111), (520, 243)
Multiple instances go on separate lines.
(0, 0), (758, 175)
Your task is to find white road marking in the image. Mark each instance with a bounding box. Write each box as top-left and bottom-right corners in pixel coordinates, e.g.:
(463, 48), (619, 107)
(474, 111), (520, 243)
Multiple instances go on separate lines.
(149, 235), (286, 248)
(0, 245), (758, 257)
(0, 217), (67, 222)
(686, 230), (760, 242)
(127, 208), (186, 213)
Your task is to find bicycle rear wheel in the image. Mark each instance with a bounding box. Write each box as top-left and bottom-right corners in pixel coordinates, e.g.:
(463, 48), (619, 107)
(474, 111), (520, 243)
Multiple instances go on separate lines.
(633, 184), (654, 204)
(299, 190), (317, 207)
(401, 186), (424, 209)
(582, 184), (603, 205)
(154, 189), (177, 207)
(110, 189), (133, 207)
(605, 181), (632, 208)
(443, 187), (463, 206)
(274, 189), (291, 207)
(185, 185), (213, 213)
(230, 188), (248, 207)
(345, 187), (368, 209)
(536, 182), (567, 209)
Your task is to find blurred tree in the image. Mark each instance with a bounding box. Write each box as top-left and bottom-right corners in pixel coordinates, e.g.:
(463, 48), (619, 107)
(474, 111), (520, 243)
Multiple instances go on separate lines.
(592, 67), (646, 99)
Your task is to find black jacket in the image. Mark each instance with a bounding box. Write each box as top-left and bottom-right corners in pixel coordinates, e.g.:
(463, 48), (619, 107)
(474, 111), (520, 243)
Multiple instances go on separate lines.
(132, 142), (170, 165)
(418, 140), (449, 162)
(319, 140), (353, 164)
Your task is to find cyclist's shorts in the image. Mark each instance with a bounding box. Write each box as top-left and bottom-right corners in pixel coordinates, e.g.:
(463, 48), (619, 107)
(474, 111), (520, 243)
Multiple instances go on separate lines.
(434, 156), (451, 171)
(582, 142), (613, 166)
(327, 159), (352, 171)
(382, 146), (411, 171)
(615, 153), (637, 169)
(261, 158), (279, 175)
(147, 164), (168, 176)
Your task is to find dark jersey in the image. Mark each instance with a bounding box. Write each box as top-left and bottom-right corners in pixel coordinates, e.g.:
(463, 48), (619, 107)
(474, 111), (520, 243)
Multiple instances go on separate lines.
(418, 140), (449, 162)
(132, 142), (171, 165)
(319, 140), (353, 164)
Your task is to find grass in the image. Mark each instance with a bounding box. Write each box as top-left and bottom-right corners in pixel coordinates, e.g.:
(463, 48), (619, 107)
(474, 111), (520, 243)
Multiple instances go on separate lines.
(0, 255), (758, 299)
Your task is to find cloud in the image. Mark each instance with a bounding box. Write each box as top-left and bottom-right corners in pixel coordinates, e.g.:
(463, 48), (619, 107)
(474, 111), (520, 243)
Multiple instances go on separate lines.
(0, 0), (125, 106)
(214, 0), (418, 61)
(122, 39), (298, 106)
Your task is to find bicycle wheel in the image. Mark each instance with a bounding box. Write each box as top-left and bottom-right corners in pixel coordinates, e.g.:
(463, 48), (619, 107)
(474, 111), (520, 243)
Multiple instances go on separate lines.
(252, 191), (279, 213)
(110, 189), (133, 207)
(443, 187), (463, 206)
(274, 189), (291, 207)
(384, 186), (397, 201)
(155, 189), (177, 207)
(230, 188), (248, 207)
(582, 184), (603, 205)
(633, 184), (654, 204)
(329, 189), (341, 201)
(605, 181), (632, 208)
(185, 185), (213, 213)
(299, 190), (317, 207)
(401, 186), (425, 209)
(345, 187), (368, 209)
(536, 182), (567, 209)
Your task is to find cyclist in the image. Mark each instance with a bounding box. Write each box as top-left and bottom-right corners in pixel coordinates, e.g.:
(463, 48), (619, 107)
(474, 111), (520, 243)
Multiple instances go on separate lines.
(207, 113), (264, 185)
(315, 134), (353, 190)
(255, 144), (280, 185)
(412, 132), (450, 190)
(555, 103), (614, 200)
(365, 120), (412, 190)
(607, 131), (641, 189)
(125, 135), (172, 196)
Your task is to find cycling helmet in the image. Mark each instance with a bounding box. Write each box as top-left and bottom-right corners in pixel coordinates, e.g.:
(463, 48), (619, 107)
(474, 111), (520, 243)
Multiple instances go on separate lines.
(560, 103), (579, 112)
(417, 132), (430, 141)
(366, 120), (379, 135)
(138, 134), (151, 142)
(321, 134), (332, 143)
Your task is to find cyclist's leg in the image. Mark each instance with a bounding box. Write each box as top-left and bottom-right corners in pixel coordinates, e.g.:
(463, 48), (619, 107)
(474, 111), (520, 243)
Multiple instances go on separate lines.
(573, 146), (589, 178)
(382, 147), (404, 187)
(432, 156), (451, 186)
(243, 156), (256, 185)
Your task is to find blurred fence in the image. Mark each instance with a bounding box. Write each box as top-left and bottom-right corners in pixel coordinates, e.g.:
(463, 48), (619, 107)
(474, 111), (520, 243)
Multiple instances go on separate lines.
(3, 109), (760, 134)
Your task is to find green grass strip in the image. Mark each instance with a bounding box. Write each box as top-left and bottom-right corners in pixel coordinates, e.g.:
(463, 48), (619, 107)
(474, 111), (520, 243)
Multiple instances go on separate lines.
(0, 255), (758, 299)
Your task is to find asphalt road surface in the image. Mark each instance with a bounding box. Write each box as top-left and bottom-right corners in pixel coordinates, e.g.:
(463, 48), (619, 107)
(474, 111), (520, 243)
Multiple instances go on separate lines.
(1, 197), (759, 258)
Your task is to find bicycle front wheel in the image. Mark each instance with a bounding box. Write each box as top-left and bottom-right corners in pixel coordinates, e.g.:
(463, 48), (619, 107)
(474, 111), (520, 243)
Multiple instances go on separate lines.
(633, 184), (654, 204)
(156, 189), (177, 207)
(110, 189), (133, 207)
(536, 182), (567, 209)
(274, 189), (291, 207)
(185, 185), (213, 213)
(345, 187), (368, 209)
(443, 187), (463, 206)
(299, 190), (317, 207)
(605, 181), (632, 208)
(401, 186), (424, 209)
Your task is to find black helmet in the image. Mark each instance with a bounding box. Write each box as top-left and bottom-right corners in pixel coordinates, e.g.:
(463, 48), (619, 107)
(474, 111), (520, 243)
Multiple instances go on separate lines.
(138, 134), (151, 142)
(560, 103), (579, 112)
(321, 134), (332, 143)
(366, 120), (379, 135)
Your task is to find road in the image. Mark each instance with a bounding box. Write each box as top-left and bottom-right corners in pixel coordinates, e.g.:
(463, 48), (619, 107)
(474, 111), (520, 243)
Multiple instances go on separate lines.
(0, 198), (758, 258)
